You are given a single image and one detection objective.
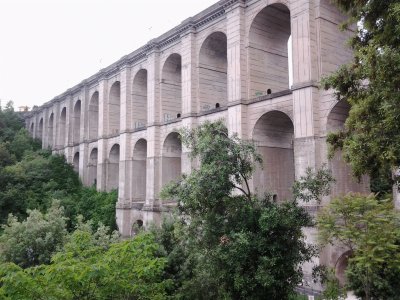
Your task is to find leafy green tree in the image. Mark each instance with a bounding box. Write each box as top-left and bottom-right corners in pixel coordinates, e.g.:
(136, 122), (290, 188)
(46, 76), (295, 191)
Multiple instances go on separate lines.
(0, 201), (68, 268)
(0, 232), (170, 300)
(323, 0), (400, 185)
(292, 165), (335, 203)
(0, 101), (25, 143)
(0, 152), (81, 224)
(317, 194), (400, 299)
(60, 187), (118, 231)
(160, 121), (315, 299)
(0, 144), (13, 168)
(9, 129), (41, 161)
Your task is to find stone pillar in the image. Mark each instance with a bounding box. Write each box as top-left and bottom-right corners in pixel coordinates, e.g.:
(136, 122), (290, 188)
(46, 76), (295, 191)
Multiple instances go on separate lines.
(78, 87), (88, 184)
(145, 47), (162, 212)
(96, 79), (108, 191)
(116, 132), (132, 236)
(226, 1), (248, 138)
(98, 78), (108, 139)
(118, 67), (133, 203)
(65, 95), (74, 163)
(67, 96), (74, 148)
(96, 139), (107, 191)
(78, 143), (86, 181)
(291, 1), (322, 290)
(181, 26), (198, 173)
(43, 108), (49, 149)
(181, 25), (198, 117)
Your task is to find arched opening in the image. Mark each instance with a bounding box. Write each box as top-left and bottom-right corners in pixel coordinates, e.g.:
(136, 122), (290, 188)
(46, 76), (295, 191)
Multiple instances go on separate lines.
(132, 69), (148, 128)
(107, 144), (120, 191)
(38, 118), (43, 141)
(335, 251), (352, 287)
(327, 100), (368, 196)
(73, 152), (79, 173)
(161, 54), (182, 122)
(109, 81), (121, 135)
(162, 132), (182, 187)
(59, 107), (67, 147)
(89, 92), (99, 140)
(48, 113), (54, 147)
(132, 139), (147, 202)
(30, 122), (34, 135)
(199, 32), (227, 111)
(88, 148), (98, 187)
(252, 111), (295, 201)
(249, 4), (291, 97)
(73, 100), (81, 143)
(131, 219), (144, 236)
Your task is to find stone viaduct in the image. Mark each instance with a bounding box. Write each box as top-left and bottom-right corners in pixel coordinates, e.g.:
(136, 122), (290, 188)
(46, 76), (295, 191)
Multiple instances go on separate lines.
(25, 0), (368, 286)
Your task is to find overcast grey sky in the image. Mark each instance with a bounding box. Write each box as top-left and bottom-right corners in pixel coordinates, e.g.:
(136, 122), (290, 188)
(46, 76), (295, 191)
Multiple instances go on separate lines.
(0, 0), (217, 109)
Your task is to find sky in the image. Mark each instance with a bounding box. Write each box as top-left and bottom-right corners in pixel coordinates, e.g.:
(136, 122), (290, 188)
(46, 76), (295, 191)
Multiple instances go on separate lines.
(0, 0), (217, 110)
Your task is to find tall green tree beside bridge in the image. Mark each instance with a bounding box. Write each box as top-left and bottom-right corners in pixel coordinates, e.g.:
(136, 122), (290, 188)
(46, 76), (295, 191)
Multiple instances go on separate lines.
(159, 121), (322, 299)
(323, 0), (400, 186)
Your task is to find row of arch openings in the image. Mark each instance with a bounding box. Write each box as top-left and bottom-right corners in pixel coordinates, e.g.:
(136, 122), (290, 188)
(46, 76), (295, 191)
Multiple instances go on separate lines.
(40, 3), (292, 145)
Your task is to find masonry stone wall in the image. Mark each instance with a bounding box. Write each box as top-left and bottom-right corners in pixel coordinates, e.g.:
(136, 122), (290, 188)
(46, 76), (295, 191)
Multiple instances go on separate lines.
(25, 0), (369, 291)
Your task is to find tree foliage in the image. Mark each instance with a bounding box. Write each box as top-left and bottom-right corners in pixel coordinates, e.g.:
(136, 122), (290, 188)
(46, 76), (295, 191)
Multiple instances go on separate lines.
(0, 101), (25, 144)
(160, 121), (315, 299)
(0, 231), (169, 300)
(292, 165), (335, 204)
(0, 201), (68, 268)
(323, 0), (400, 183)
(317, 194), (400, 299)
(0, 151), (80, 225)
(0, 102), (117, 231)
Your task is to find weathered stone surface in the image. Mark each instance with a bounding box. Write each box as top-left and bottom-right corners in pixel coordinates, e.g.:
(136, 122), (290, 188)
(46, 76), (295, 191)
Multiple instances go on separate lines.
(25, 0), (369, 291)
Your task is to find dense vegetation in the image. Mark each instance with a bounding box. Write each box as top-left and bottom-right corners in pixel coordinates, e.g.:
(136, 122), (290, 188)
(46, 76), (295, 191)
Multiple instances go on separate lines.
(156, 121), (331, 299)
(318, 194), (400, 300)
(0, 105), (328, 299)
(319, 1), (400, 299)
(0, 102), (118, 231)
(3, 2), (400, 290)
(324, 0), (400, 186)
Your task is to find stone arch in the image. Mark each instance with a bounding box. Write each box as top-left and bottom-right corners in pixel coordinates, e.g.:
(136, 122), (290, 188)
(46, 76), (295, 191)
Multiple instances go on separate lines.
(30, 122), (34, 135)
(109, 81), (121, 135)
(162, 132), (182, 187)
(249, 3), (291, 97)
(198, 31), (227, 111)
(335, 250), (352, 287)
(327, 100), (368, 196)
(73, 100), (81, 143)
(48, 113), (54, 147)
(59, 107), (67, 147)
(38, 118), (43, 141)
(88, 148), (98, 187)
(252, 110), (294, 201)
(132, 69), (148, 128)
(73, 151), (79, 173)
(89, 92), (99, 140)
(161, 54), (182, 121)
(132, 139), (147, 202)
(107, 144), (120, 191)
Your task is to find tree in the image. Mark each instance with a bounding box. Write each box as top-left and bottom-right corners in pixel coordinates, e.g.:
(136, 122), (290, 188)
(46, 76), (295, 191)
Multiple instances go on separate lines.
(0, 101), (25, 144)
(61, 187), (118, 231)
(0, 201), (68, 268)
(317, 194), (400, 299)
(0, 152), (81, 224)
(160, 121), (315, 299)
(0, 105), (118, 231)
(323, 0), (400, 185)
(0, 230), (170, 300)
